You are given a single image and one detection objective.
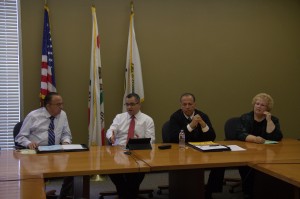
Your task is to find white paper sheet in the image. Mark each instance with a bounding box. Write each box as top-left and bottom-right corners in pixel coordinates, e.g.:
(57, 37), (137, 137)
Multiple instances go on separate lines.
(227, 145), (246, 151)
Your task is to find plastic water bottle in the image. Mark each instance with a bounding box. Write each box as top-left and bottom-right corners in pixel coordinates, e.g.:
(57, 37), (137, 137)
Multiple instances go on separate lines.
(179, 130), (185, 149)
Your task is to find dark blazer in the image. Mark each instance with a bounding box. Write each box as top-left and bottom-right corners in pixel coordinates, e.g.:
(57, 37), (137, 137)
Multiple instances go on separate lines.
(236, 111), (283, 141)
(169, 109), (216, 143)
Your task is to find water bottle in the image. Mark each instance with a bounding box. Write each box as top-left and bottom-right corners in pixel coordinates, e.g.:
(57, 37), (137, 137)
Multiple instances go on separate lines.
(179, 130), (185, 149)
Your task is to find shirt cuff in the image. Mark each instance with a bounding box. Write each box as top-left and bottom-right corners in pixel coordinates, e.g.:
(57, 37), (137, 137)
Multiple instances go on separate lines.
(187, 124), (193, 132)
(62, 139), (71, 144)
(202, 125), (209, 132)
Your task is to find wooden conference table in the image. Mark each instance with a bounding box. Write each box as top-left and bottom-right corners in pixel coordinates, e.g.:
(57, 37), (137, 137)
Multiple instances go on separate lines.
(1, 138), (299, 198)
(247, 139), (300, 199)
(0, 145), (149, 199)
(131, 139), (300, 199)
(0, 179), (46, 199)
(250, 162), (300, 199)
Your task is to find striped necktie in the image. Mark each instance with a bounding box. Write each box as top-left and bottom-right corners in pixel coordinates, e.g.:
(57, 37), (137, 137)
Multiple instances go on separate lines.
(48, 116), (55, 145)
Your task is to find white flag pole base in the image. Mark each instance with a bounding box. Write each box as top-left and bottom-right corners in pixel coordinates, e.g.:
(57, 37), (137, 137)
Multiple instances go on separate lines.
(90, 174), (106, 182)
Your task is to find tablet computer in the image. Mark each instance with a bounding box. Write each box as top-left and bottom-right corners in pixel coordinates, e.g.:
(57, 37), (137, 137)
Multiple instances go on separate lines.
(126, 138), (152, 150)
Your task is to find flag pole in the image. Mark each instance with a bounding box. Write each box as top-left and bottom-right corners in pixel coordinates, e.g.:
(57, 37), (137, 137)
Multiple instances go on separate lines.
(129, 3), (134, 94)
(89, 5), (106, 182)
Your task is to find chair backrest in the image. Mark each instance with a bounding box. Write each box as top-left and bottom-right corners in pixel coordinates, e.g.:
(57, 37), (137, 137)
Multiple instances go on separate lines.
(162, 121), (171, 143)
(13, 121), (23, 146)
(224, 117), (241, 140)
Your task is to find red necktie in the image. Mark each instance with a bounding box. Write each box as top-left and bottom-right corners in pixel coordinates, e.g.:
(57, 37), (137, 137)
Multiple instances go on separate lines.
(127, 115), (135, 141)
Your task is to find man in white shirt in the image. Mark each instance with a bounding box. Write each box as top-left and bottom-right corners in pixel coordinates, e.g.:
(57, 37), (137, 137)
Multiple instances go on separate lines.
(106, 93), (155, 199)
(15, 92), (73, 199)
(15, 92), (72, 148)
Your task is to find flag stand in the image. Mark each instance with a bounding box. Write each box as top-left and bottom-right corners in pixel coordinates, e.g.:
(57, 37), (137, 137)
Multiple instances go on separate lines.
(90, 174), (107, 182)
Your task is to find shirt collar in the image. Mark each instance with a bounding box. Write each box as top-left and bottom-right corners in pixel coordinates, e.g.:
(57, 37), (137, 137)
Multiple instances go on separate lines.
(127, 111), (141, 119)
(184, 112), (195, 120)
(42, 107), (58, 119)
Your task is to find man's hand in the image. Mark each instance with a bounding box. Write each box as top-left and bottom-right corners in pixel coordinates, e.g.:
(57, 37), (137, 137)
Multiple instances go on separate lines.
(27, 142), (38, 150)
(193, 114), (207, 128)
(190, 116), (199, 129)
(62, 142), (69, 145)
(110, 131), (116, 144)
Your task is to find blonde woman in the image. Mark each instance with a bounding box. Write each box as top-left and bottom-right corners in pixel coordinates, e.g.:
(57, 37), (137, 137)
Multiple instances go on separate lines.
(237, 93), (283, 143)
(237, 93), (283, 198)
(209, 93), (283, 199)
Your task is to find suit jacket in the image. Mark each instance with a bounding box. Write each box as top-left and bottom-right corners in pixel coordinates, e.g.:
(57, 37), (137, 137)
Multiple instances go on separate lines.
(236, 111), (283, 141)
(169, 109), (216, 143)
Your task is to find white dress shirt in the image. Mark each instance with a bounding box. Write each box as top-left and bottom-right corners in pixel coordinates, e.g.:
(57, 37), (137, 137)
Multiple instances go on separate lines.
(15, 107), (72, 147)
(106, 111), (155, 146)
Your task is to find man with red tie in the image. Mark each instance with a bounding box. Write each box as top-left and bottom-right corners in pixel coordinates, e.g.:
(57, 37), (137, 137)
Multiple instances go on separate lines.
(106, 93), (155, 199)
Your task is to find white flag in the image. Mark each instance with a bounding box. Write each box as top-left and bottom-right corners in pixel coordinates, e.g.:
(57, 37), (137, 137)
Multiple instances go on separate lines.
(88, 6), (105, 146)
(122, 4), (144, 112)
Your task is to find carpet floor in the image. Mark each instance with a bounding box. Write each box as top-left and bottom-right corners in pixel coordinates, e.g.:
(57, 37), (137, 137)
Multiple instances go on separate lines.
(46, 170), (245, 199)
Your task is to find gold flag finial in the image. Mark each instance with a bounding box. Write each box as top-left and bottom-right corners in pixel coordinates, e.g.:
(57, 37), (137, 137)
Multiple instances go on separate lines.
(130, 1), (134, 13)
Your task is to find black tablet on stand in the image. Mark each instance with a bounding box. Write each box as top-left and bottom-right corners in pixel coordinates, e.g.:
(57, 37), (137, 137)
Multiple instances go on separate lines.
(126, 138), (152, 150)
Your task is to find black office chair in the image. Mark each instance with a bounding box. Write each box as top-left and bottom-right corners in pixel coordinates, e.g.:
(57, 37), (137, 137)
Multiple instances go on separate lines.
(13, 121), (24, 148)
(162, 120), (171, 143)
(224, 117), (241, 141)
(157, 121), (170, 195)
(223, 117), (242, 193)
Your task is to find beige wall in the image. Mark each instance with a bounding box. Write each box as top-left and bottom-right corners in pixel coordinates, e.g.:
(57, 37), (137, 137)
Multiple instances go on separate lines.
(21, 0), (300, 144)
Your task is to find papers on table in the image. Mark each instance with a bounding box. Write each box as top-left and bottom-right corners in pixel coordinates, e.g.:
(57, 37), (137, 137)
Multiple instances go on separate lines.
(227, 145), (246, 151)
(19, 149), (37, 154)
(264, 140), (279, 144)
(188, 141), (217, 146)
(188, 142), (230, 152)
(196, 145), (230, 151)
(59, 144), (85, 150)
(188, 141), (246, 152)
(37, 144), (88, 153)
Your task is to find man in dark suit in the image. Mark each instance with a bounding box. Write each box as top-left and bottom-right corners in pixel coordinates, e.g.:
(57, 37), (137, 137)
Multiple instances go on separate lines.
(169, 93), (223, 199)
(169, 93), (216, 143)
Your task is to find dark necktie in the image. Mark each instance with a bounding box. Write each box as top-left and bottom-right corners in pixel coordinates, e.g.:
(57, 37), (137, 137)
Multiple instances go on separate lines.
(48, 116), (55, 145)
(187, 117), (192, 123)
(127, 115), (135, 141)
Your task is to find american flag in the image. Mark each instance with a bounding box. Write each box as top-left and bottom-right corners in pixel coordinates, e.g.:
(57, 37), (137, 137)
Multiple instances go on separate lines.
(40, 6), (56, 106)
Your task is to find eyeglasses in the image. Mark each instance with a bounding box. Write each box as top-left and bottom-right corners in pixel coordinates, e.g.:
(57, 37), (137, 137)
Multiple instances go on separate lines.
(124, 102), (139, 107)
(50, 103), (64, 107)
